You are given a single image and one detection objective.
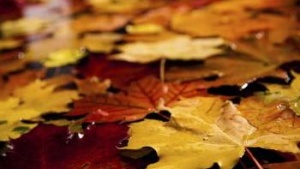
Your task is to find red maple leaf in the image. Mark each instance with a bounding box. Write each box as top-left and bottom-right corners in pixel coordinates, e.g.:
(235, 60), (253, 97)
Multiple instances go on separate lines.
(0, 123), (149, 169)
(69, 76), (206, 122)
(76, 54), (159, 87)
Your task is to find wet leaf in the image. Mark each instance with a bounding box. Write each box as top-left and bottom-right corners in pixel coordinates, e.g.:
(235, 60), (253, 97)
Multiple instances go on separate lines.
(165, 55), (278, 87)
(76, 54), (159, 87)
(125, 97), (255, 169)
(0, 17), (49, 38)
(111, 35), (226, 63)
(69, 76), (205, 122)
(0, 80), (79, 141)
(171, 0), (298, 41)
(0, 123), (144, 169)
(43, 48), (87, 68)
(257, 72), (300, 115)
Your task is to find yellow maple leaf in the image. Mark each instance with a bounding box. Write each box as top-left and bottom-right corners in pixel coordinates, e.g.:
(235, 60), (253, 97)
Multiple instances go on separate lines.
(0, 80), (79, 141)
(111, 35), (226, 63)
(0, 17), (49, 38)
(43, 48), (87, 68)
(125, 97), (256, 169)
(171, 0), (297, 42)
(261, 72), (300, 115)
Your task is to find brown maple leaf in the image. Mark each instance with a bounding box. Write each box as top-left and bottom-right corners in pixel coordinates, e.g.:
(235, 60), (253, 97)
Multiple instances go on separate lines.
(69, 76), (206, 122)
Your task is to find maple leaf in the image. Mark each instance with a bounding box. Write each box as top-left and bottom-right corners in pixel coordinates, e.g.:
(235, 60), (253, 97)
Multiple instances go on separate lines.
(0, 123), (146, 169)
(165, 55), (278, 86)
(259, 72), (300, 115)
(0, 39), (22, 51)
(71, 14), (132, 33)
(0, 79), (79, 141)
(125, 97), (256, 169)
(111, 35), (226, 63)
(87, 0), (165, 13)
(125, 96), (300, 169)
(0, 70), (44, 99)
(0, 17), (48, 38)
(75, 77), (111, 96)
(171, 0), (298, 41)
(238, 96), (300, 153)
(76, 54), (159, 87)
(43, 48), (87, 67)
(69, 76), (206, 122)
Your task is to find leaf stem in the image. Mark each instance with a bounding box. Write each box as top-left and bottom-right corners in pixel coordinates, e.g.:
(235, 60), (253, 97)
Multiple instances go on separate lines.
(160, 58), (166, 83)
(245, 148), (264, 169)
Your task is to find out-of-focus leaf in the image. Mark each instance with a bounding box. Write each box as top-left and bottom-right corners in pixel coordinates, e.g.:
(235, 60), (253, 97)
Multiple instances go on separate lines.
(71, 14), (132, 33)
(0, 80), (79, 141)
(87, 0), (165, 13)
(126, 24), (164, 34)
(69, 76), (206, 123)
(0, 70), (44, 100)
(0, 17), (49, 38)
(165, 55), (278, 86)
(76, 54), (159, 87)
(75, 77), (111, 96)
(80, 33), (122, 53)
(111, 35), (226, 63)
(125, 97), (255, 169)
(171, 0), (298, 42)
(43, 48), (87, 67)
(0, 39), (22, 51)
(0, 123), (145, 169)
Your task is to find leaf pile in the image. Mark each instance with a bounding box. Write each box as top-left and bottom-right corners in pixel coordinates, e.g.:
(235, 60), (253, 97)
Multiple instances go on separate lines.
(0, 0), (300, 169)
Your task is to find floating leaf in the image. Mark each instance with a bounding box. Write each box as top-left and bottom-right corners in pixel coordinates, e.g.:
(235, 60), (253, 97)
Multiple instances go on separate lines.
(171, 0), (298, 41)
(125, 97), (256, 169)
(75, 77), (111, 96)
(0, 80), (79, 141)
(0, 123), (145, 169)
(43, 48), (87, 68)
(111, 35), (226, 63)
(165, 55), (278, 86)
(76, 54), (159, 87)
(69, 76), (205, 122)
(0, 17), (48, 38)
(260, 72), (300, 115)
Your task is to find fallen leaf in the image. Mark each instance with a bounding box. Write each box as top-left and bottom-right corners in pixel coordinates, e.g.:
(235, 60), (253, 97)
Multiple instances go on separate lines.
(87, 0), (166, 13)
(0, 39), (22, 51)
(0, 123), (145, 169)
(171, 0), (298, 41)
(0, 79), (79, 141)
(75, 77), (111, 96)
(165, 55), (277, 86)
(111, 35), (226, 63)
(69, 76), (205, 122)
(258, 72), (300, 115)
(238, 95), (300, 153)
(0, 17), (49, 38)
(0, 70), (44, 99)
(43, 48), (87, 67)
(71, 14), (132, 33)
(76, 54), (159, 87)
(125, 97), (256, 169)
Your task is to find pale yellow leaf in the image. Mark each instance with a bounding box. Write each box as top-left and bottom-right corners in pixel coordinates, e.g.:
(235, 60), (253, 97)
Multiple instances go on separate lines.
(111, 35), (226, 63)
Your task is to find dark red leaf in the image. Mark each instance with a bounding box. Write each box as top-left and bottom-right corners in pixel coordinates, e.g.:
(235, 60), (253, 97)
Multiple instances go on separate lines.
(0, 123), (143, 169)
(76, 54), (159, 87)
